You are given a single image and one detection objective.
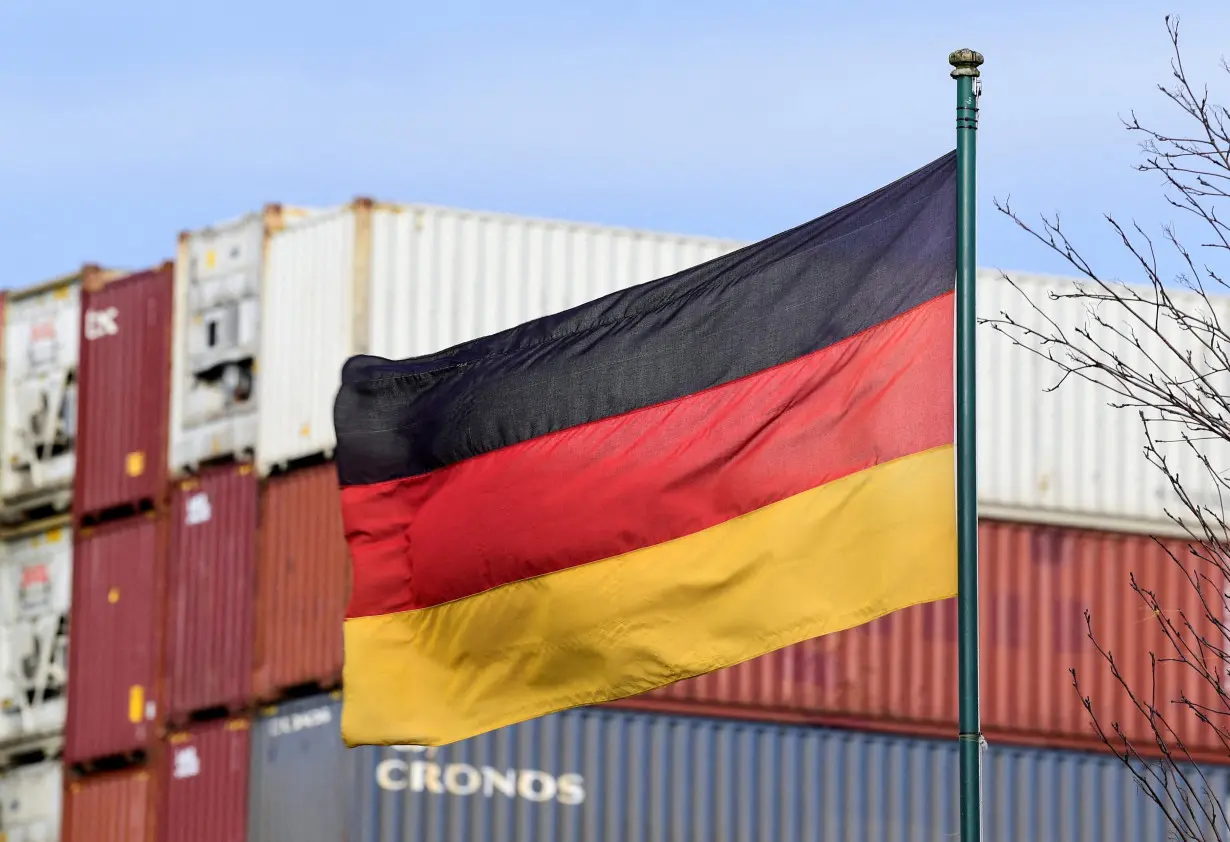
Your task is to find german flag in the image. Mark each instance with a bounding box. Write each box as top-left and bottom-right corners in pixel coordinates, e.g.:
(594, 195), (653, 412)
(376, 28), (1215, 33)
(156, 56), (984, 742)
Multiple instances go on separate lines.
(334, 151), (958, 747)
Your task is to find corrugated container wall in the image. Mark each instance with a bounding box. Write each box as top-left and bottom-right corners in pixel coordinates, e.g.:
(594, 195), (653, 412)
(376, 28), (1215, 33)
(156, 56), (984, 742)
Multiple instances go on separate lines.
(623, 519), (1223, 761)
(165, 465), (256, 721)
(168, 205), (325, 478)
(0, 273), (88, 521)
(980, 269), (1230, 533)
(0, 759), (61, 841)
(254, 463), (346, 701)
(255, 201), (745, 474)
(62, 766), (154, 842)
(348, 706), (1228, 842)
(248, 692), (344, 842)
(75, 263), (174, 520)
(66, 514), (163, 766)
(0, 521), (69, 750)
(160, 717), (250, 842)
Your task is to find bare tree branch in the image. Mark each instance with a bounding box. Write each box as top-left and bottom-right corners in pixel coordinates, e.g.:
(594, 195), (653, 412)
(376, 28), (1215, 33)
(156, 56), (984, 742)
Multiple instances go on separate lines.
(990, 15), (1230, 839)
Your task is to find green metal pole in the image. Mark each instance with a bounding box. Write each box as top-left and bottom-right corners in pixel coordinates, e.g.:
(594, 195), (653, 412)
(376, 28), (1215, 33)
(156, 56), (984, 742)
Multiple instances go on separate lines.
(950, 47), (984, 842)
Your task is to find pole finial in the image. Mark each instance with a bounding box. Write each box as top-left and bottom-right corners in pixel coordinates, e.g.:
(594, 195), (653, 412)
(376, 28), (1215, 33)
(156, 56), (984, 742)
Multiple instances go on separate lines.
(948, 49), (984, 79)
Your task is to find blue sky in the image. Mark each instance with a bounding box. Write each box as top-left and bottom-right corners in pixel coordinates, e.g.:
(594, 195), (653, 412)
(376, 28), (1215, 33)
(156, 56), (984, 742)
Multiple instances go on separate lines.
(2, 0), (1228, 288)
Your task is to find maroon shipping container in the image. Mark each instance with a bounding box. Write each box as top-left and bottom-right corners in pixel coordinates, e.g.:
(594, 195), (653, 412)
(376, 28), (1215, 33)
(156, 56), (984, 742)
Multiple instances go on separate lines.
(74, 262), (174, 520)
(159, 717), (250, 842)
(66, 513), (165, 765)
(165, 464), (257, 721)
(617, 519), (1225, 761)
(253, 463), (347, 701)
(63, 766), (155, 842)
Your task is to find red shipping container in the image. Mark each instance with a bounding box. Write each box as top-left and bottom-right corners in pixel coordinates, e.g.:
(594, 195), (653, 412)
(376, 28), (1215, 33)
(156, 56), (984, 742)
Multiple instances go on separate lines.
(66, 513), (165, 765)
(618, 519), (1225, 761)
(165, 464), (257, 721)
(63, 766), (155, 842)
(74, 263), (174, 520)
(253, 463), (347, 701)
(159, 717), (250, 842)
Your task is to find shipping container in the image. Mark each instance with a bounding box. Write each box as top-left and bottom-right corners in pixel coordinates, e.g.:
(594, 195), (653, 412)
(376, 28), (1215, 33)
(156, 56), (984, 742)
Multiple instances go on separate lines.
(0, 758), (61, 840)
(74, 263), (174, 521)
(619, 519), (1225, 762)
(160, 717), (250, 842)
(62, 765), (155, 842)
(168, 205), (325, 478)
(65, 514), (164, 766)
(165, 465), (256, 721)
(0, 272), (106, 522)
(254, 201), (744, 474)
(980, 269), (1230, 534)
(255, 230), (1230, 529)
(180, 193), (1230, 526)
(253, 464), (346, 701)
(348, 705), (1228, 842)
(0, 520), (69, 752)
(248, 692), (343, 842)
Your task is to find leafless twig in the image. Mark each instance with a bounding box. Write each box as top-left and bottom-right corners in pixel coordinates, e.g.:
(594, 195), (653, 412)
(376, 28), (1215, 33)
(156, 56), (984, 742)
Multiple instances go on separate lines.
(987, 16), (1230, 839)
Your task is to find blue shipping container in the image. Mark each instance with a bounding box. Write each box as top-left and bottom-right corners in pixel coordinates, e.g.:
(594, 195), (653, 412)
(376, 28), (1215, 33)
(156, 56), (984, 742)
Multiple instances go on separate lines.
(346, 708), (1229, 842)
(246, 696), (1229, 841)
(249, 691), (346, 842)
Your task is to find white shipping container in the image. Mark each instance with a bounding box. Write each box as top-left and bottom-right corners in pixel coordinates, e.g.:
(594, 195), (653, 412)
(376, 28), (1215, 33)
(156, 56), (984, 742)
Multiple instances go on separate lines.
(0, 275), (86, 522)
(979, 269), (1230, 534)
(188, 194), (1230, 532)
(0, 522), (69, 751)
(168, 205), (326, 478)
(0, 759), (61, 842)
(254, 200), (745, 475)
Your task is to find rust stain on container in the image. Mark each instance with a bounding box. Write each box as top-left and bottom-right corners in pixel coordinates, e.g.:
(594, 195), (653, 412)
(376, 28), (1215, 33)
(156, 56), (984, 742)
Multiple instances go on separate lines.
(253, 463), (347, 701)
(159, 717), (250, 842)
(165, 464), (257, 721)
(74, 262), (174, 520)
(66, 513), (165, 765)
(62, 766), (155, 842)
(621, 519), (1224, 761)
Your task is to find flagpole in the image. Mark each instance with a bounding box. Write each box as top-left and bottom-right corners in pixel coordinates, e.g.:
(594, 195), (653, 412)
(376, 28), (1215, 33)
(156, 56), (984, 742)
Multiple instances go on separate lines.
(950, 47), (985, 842)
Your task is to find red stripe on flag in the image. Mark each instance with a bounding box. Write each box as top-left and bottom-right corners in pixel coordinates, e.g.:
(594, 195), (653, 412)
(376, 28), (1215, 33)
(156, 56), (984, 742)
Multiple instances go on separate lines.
(343, 291), (954, 619)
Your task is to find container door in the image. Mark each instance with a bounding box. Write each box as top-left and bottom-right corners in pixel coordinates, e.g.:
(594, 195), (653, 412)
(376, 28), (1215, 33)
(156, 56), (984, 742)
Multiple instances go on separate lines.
(173, 216), (265, 471)
(1, 282), (81, 511)
(0, 525), (70, 745)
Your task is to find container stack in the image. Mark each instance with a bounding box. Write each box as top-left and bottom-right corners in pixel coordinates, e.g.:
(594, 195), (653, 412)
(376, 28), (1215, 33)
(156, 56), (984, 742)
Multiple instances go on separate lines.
(0, 198), (1224, 839)
(0, 270), (92, 842)
(59, 261), (174, 842)
(242, 200), (745, 842)
(239, 206), (1230, 839)
(174, 204), (349, 842)
(610, 268), (1230, 767)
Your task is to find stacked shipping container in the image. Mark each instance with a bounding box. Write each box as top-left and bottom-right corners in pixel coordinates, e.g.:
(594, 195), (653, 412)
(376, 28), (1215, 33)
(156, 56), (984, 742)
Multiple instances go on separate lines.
(618, 519), (1226, 760)
(0, 271), (85, 840)
(0, 198), (1224, 838)
(253, 464), (347, 702)
(165, 466), (257, 723)
(1, 273), (90, 525)
(64, 263), (176, 778)
(58, 264), (175, 842)
(244, 699), (1230, 841)
(53, 207), (359, 841)
(74, 263), (174, 519)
